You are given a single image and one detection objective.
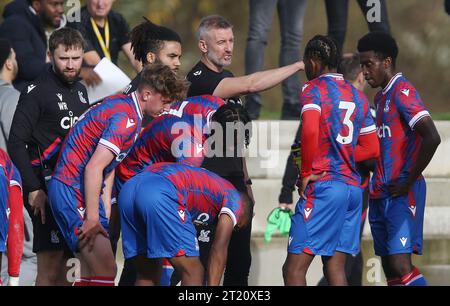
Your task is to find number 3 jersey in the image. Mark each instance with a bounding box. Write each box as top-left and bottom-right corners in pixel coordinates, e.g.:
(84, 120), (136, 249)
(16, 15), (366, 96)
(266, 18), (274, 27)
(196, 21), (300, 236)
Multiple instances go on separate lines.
(300, 73), (376, 187)
(370, 73), (430, 199)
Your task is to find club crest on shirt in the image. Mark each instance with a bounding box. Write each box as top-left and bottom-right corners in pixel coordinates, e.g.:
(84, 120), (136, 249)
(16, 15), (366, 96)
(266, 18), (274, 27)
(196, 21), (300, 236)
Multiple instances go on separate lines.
(78, 91), (87, 104)
(384, 99), (391, 113)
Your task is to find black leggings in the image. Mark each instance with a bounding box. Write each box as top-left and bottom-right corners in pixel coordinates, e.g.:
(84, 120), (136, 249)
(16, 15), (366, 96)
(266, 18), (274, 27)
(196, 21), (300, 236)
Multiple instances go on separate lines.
(325, 0), (390, 52)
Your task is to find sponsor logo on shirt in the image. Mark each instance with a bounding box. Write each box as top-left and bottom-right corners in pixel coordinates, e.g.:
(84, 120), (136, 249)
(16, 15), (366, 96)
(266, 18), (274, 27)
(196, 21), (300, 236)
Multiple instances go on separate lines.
(400, 237), (408, 247)
(193, 70), (202, 76)
(304, 207), (312, 220)
(401, 89), (410, 97)
(377, 124), (392, 139)
(126, 118), (136, 129)
(408, 205), (416, 217)
(77, 206), (86, 219)
(27, 84), (36, 93)
(60, 111), (79, 129)
(178, 209), (186, 222)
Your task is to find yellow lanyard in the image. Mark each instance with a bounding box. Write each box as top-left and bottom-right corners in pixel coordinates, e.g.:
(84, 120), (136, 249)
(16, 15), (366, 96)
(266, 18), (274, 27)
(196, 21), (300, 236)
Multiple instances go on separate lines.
(90, 17), (111, 60)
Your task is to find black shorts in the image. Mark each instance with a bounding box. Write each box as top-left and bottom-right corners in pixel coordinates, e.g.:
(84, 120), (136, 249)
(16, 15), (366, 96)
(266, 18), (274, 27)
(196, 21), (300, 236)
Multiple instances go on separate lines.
(24, 192), (71, 253)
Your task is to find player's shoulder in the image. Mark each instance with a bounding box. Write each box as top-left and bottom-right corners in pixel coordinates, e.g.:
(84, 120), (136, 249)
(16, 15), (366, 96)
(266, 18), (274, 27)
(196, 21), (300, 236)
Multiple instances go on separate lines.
(188, 95), (225, 110)
(103, 94), (134, 111)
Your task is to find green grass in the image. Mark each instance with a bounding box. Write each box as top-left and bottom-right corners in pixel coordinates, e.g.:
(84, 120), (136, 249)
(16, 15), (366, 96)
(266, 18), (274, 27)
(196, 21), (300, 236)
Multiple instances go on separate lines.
(259, 109), (281, 120)
(432, 113), (450, 120)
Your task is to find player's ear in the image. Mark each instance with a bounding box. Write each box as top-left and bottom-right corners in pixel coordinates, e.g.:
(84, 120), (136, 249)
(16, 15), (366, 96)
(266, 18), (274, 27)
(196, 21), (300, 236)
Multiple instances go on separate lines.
(47, 50), (53, 63)
(383, 56), (393, 71)
(199, 39), (208, 53)
(146, 52), (156, 64)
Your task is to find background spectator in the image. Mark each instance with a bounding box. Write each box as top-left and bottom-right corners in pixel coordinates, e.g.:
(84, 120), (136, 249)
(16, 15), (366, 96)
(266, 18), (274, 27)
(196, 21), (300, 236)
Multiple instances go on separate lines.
(68, 0), (141, 87)
(0, 39), (19, 151)
(0, 0), (65, 92)
(325, 0), (390, 53)
(244, 0), (308, 120)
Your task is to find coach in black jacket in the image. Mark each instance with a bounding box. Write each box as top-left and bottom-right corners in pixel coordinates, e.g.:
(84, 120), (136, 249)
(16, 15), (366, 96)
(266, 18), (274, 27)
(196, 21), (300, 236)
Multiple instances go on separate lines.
(7, 28), (89, 286)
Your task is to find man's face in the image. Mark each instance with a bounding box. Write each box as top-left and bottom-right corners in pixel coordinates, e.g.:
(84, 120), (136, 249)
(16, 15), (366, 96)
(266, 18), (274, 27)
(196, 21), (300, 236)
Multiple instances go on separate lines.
(87, 0), (114, 19)
(203, 28), (234, 68)
(155, 41), (182, 74)
(50, 45), (83, 84)
(142, 90), (173, 118)
(359, 51), (388, 89)
(40, 0), (65, 28)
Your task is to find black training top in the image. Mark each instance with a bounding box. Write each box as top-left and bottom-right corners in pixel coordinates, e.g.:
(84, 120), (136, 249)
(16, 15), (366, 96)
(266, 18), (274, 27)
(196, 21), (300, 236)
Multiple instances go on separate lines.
(7, 67), (90, 192)
(186, 61), (245, 190)
(68, 6), (130, 65)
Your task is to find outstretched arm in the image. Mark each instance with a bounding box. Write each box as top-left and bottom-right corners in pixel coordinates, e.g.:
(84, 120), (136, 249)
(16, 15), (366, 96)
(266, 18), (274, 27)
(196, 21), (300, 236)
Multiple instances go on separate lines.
(212, 61), (304, 99)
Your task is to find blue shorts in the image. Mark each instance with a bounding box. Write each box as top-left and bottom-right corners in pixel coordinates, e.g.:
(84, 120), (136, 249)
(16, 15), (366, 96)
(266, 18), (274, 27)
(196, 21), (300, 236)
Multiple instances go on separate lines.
(0, 174), (8, 253)
(118, 172), (199, 260)
(288, 180), (362, 256)
(369, 178), (426, 256)
(47, 178), (109, 253)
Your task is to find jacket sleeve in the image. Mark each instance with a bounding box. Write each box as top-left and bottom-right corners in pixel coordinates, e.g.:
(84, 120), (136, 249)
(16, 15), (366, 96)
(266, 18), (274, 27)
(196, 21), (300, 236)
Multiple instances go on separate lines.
(7, 91), (43, 192)
(1, 17), (47, 82)
(0, 90), (20, 141)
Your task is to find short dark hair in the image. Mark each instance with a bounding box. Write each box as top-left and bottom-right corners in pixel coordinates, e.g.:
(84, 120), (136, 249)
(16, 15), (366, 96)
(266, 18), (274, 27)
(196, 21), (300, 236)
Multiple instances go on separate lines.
(49, 28), (86, 54)
(338, 53), (362, 82)
(304, 35), (340, 70)
(139, 63), (190, 102)
(357, 31), (398, 67)
(130, 18), (181, 64)
(0, 39), (12, 68)
(197, 15), (233, 40)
